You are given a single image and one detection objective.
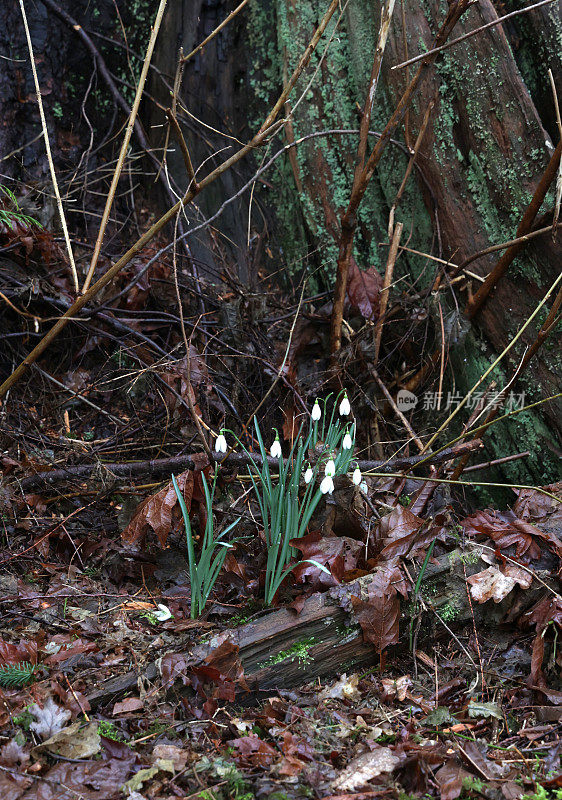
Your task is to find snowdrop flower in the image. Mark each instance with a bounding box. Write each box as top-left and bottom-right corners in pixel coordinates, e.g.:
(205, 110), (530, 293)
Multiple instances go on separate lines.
(153, 604), (173, 622)
(352, 466), (362, 486)
(359, 481), (368, 495)
(339, 392), (351, 416)
(214, 430), (227, 454)
(311, 400), (322, 421)
(324, 458), (336, 477)
(270, 435), (282, 459)
(342, 431), (353, 450)
(320, 475), (335, 495)
(304, 465), (313, 484)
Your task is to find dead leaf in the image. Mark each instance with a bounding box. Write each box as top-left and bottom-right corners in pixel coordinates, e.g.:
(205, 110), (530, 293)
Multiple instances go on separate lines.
(292, 532), (361, 587)
(331, 746), (400, 790)
(376, 506), (426, 561)
(467, 566), (519, 603)
(513, 482), (562, 521)
(319, 673), (361, 701)
(354, 567), (408, 657)
(151, 744), (188, 772)
(346, 256), (383, 321)
(122, 455), (209, 546)
(0, 638), (37, 665)
(435, 759), (465, 800)
(380, 675), (412, 701)
(113, 697), (144, 716)
(228, 734), (277, 767)
(29, 697), (72, 740)
(0, 739), (30, 767)
(462, 509), (542, 562)
(32, 721), (101, 760)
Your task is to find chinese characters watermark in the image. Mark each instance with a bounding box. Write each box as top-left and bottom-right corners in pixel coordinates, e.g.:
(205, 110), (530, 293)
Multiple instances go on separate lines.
(396, 388), (526, 413)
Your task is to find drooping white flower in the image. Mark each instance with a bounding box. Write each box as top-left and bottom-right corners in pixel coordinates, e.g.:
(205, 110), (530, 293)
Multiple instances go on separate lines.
(324, 458), (336, 477)
(342, 431), (353, 450)
(339, 392), (351, 416)
(304, 465), (313, 484)
(359, 481), (368, 495)
(270, 436), (282, 459)
(320, 475), (335, 495)
(311, 400), (321, 421)
(352, 467), (362, 485)
(153, 604), (172, 622)
(215, 431), (227, 454)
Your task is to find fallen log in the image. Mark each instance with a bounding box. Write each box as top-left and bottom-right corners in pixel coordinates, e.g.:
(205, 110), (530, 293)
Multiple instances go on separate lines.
(16, 440), (482, 492)
(86, 540), (549, 709)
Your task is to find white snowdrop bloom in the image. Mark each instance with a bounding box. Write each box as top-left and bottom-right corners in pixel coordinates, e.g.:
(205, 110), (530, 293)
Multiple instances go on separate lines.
(324, 458), (336, 477)
(342, 432), (353, 450)
(359, 481), (368, 495)
(270, 437), (282, 459)
(153, 604), (172, 622)
(304, 466), (313, 484)
(320, 475), (335, 495)
(339, 392), (351, 416)
(352, 467), (362, 485)
(311, 400), (322, 421)
(214, 431), (227, 454)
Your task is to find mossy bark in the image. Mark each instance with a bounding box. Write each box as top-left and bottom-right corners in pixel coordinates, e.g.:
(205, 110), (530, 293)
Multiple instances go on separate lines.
(242, 0), (562, 486)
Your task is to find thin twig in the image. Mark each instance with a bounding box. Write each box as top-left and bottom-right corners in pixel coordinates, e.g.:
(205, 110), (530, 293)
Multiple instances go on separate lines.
(462, 451), (530, 473)
(447, 221), (562, 282)
(548, 69), (562, 238)
(32, 365), (122, 425)
(19, 0), (78, 292)
(388, 101), (433, 236)
(374, 222), (402, 363)
(166, 108), (198, 189)
(370, 367), (425, 452)
(181, 0), (249, 64)
(391, 0), (558, 70)
(82, 0), (168, 293)
(171, 209), (214, 463)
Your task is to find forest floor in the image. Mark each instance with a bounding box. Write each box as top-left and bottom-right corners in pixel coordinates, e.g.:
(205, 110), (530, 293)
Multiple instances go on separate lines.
(1, 201), (562, 800)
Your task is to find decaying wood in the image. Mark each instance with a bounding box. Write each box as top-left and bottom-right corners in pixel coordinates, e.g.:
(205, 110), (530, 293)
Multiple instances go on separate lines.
(86, 542), (550, 709)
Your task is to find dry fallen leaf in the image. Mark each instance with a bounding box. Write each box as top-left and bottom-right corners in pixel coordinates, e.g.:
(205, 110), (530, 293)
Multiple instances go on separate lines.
(331, 747), (400, 790)
(29, 697), (72, 740)
(32, 721), (101, 760)
(319, 673), (361, 701)
(467, 564), (531, 603)
(381, 675), (412, 701)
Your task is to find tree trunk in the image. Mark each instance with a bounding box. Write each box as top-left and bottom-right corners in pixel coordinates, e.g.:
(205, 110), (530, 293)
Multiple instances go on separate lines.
(241, 0), (562, 484)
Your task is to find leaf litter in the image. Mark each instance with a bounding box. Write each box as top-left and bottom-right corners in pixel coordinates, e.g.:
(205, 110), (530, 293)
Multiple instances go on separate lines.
(2, 217), (562, 798)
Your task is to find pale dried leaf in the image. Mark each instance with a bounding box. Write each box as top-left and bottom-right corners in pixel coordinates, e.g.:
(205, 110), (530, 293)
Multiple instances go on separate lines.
(331, 747), (400, 790)
(380, 675), (412, 701)
(319, 673), (360, 701)
(32, 721), (100, 759)
(29, 697), (71, 740)
(467, 566), (517, 603)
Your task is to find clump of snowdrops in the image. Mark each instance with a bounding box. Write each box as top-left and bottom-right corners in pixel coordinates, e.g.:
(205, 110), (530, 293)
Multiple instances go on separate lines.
(219, 391), (361, 605)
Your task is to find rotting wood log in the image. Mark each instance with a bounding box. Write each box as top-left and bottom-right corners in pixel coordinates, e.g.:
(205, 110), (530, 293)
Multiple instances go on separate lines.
(86, 542), (553, 709)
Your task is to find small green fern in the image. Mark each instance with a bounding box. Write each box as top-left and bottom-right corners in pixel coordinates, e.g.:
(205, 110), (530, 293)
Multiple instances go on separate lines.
(0, 662), (37, 688)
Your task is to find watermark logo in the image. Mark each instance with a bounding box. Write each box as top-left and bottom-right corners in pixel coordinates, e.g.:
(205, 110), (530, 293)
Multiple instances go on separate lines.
(395, 390), (526, 412)
(396, 389), (418, 412)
